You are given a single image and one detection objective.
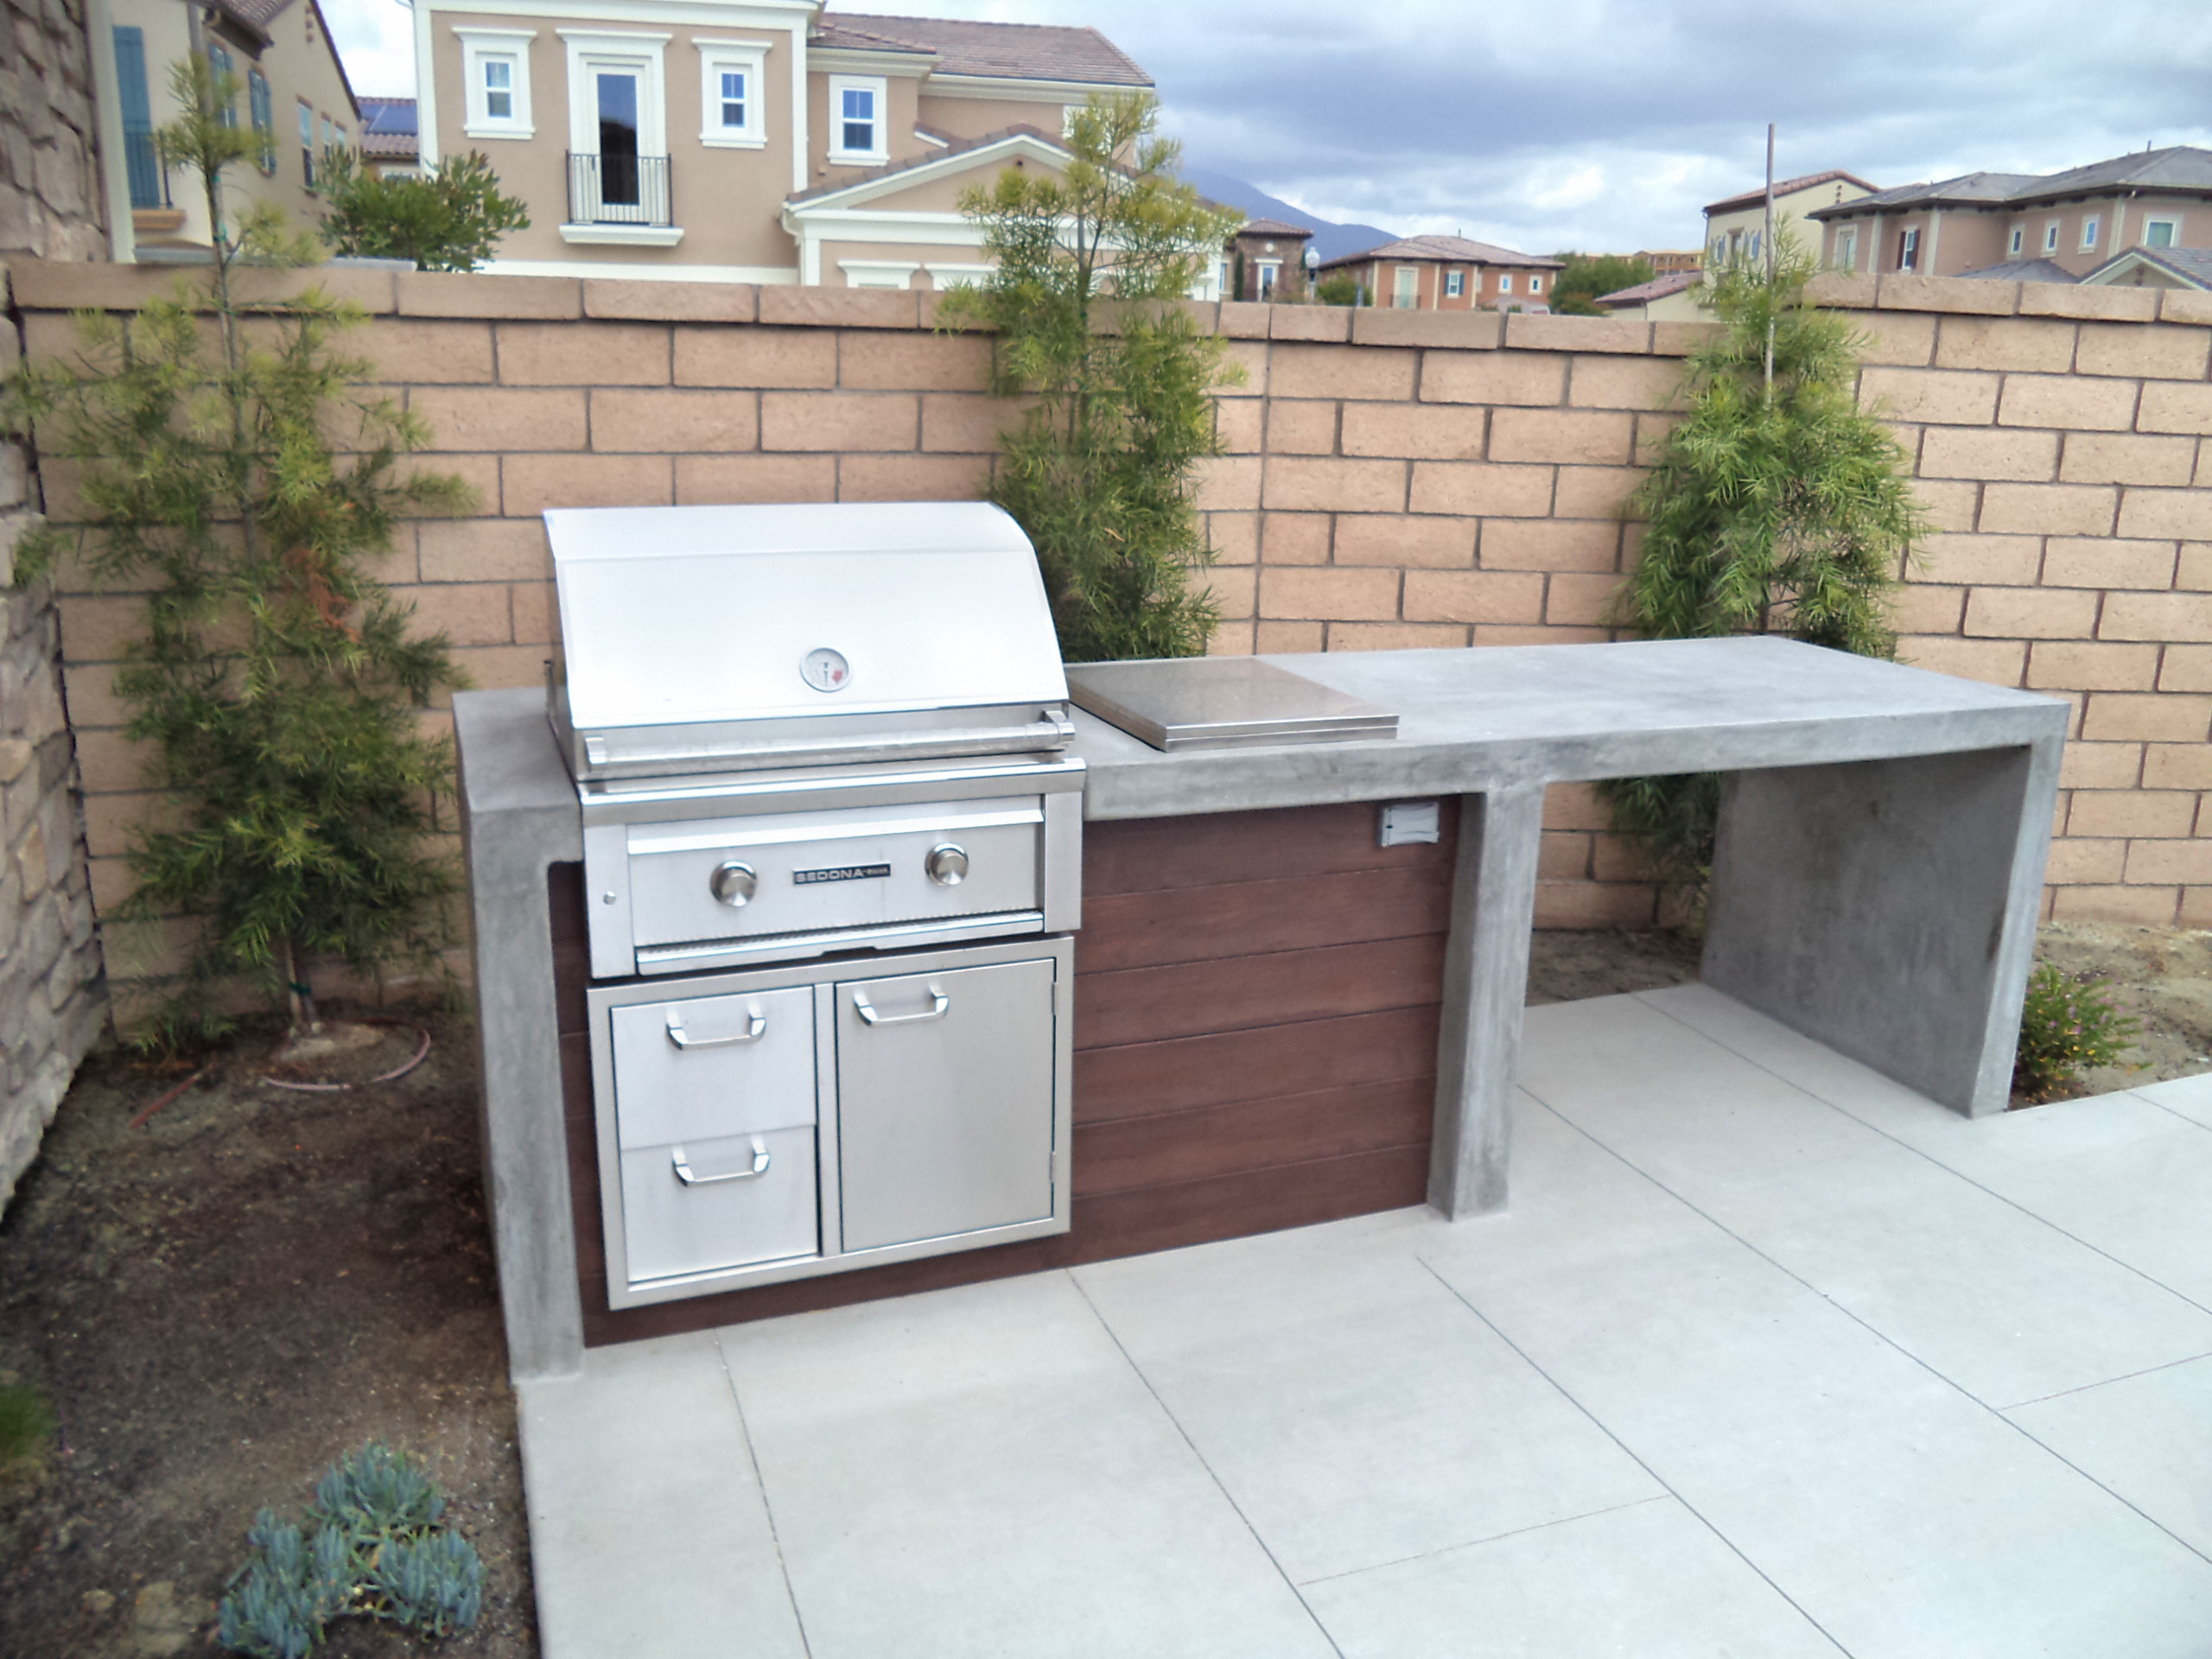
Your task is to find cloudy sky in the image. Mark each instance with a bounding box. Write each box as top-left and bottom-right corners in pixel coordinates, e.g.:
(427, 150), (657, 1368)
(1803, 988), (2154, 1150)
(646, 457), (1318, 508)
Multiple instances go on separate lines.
(324, 0), (2212, 253)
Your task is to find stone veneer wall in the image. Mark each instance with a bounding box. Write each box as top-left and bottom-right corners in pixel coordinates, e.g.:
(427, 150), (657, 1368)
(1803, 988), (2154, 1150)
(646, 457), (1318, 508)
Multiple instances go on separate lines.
(1, 0), (111, 1212)
(7, 258), (2212, 1014)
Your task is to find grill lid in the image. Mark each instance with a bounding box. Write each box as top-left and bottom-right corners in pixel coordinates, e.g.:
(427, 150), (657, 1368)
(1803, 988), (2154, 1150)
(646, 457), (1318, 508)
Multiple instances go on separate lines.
(546, 502), (1071, 778)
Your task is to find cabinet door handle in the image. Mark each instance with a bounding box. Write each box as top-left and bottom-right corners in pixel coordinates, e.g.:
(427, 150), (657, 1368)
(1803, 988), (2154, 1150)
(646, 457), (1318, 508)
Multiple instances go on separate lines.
(665, 1004), (766, 1050)
(671, 1138), (771, 1185)
(851, 984), (950, 1027)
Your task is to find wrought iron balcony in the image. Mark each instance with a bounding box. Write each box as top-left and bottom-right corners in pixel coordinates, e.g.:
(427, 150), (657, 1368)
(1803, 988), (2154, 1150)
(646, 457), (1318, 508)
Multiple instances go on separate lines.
(567, 152), (671, 228)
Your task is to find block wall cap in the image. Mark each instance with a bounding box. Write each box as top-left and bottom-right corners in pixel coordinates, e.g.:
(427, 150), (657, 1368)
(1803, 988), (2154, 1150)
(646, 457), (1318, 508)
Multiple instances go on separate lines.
(583, 279), (758, 323)
(1876, 274), (2018, 316)
(1351, 308), (1503, 349)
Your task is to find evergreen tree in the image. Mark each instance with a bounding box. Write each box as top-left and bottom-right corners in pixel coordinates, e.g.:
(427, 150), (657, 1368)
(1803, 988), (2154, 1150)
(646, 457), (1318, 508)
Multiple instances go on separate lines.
(1603, 236), (1924, 893)
(938, 92), (1244, 662)
(317, 147), (531, 272)
(1549, 252), (1655, 316)
(6, 58), (471, 1047)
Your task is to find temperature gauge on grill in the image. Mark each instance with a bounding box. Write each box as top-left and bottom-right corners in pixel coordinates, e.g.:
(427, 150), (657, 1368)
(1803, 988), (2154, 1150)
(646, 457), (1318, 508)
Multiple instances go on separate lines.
(800, 647), (852, 693)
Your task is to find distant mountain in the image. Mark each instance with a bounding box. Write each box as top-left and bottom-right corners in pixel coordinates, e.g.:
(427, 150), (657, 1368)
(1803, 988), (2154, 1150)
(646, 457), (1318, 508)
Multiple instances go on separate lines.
(1178, 166), (1397, 265)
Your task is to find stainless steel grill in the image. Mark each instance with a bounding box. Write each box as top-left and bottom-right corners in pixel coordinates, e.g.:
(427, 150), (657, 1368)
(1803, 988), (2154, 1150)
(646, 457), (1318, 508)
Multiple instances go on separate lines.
(545, 501), (1081, 1309)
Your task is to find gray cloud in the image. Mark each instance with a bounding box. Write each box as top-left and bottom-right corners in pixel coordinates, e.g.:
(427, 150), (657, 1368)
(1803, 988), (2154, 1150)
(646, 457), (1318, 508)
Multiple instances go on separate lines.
(321, 0), (2212, 252)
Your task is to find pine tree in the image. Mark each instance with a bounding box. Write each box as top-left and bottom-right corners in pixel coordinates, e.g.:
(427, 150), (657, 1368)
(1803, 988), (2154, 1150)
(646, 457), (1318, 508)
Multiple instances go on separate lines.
(938, 92), (1244, 663)
(6, 57), (471, 1048)
(1604, 237), (1925, 893)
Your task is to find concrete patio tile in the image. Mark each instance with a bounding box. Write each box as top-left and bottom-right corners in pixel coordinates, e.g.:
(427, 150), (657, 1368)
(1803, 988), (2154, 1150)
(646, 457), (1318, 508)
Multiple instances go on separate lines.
(1073, 1214), (1664, 1585)
(1516, 994), (2212, 1407)
(716, 1271), (1337, 1659)
(1422, 1101), (2212, 1659)
(2135, 1071), (2212, 1131)
(1649, 982), (2212, 1311)
(2007, 1354), (2212, 1559)
(515, 1332), (806, 1659)
(1300, 1496), (1843, 1658)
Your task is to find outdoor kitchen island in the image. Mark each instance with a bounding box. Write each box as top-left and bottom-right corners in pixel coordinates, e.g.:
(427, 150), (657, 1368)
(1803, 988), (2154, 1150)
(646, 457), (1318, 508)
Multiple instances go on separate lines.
(457, 635), (2069, 1382)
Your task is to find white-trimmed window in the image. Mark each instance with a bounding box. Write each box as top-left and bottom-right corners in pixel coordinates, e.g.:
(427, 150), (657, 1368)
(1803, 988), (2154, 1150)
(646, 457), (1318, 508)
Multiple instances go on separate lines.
(829, 74), (887, 164)
(2145, 218), (2178, 249)
(838, 258), (918, 289)
(1499, 273), (1513, 295)
(297, 99), (315, 187)
(1256, 261), (1280, 298)
(2008, 225), (2024, 257)
(1897, 227), (1919, 270)
(1391, 266), (1415, 308)
(1529, 274), (1542, 295)
(1836, 227), (1858, 269)
(2043, 220), (2060, 253)
(1445, 270), (1463, 298)
(458, 28), (535, 139)
(695, 39), (766, 148)
(2081, 214), (2100, 251)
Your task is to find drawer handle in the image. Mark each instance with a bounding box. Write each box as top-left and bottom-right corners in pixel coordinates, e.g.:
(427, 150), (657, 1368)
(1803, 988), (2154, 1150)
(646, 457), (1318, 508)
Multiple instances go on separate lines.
(671, 1138), (771, 1185)
(665, 1004), (766, 1050)
(851, 983), (950, 1027)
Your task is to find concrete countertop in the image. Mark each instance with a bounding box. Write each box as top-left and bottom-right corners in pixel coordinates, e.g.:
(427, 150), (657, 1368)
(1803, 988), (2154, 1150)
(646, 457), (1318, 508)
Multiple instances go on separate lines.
(456, 637), (2068, 842)
(1071, 637), (2068, 820)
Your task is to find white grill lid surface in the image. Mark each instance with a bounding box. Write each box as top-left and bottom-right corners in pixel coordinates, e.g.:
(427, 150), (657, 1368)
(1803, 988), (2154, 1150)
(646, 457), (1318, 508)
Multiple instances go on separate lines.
(547, 502), (1066, 734)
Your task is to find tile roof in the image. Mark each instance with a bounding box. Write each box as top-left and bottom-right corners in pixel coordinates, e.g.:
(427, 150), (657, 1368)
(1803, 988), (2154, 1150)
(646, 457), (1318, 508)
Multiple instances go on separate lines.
(1234, 218), (1313, 239)
(785, 123), (1068, 206)
(1704, 169), (1878, 216)
(1811, 148), (2212, 219)
(1955, 257), (2078, 284)
(810, 13), (1151, 86)
(2084, 245), (2212, 289)
(1318, 234), (1563, 271)
(216, 0), (296, 36)
(1594, 269), (1703, 307)
(358, 95), (417, 158)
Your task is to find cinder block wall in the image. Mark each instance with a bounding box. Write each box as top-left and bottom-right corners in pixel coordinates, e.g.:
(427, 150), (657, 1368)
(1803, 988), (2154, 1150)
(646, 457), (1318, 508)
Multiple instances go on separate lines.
(9, 259), (2211, 1010)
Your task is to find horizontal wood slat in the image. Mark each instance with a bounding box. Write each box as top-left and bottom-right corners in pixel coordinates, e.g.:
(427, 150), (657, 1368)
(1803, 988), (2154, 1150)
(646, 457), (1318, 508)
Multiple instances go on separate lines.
(1084, 798), (1459, 898)
(1073, 1005), (1440, 1123)
(1073, 1077), (1433, 1197)
(1074, 935), (1448, 1051)
(1075, 862), (1451, 976)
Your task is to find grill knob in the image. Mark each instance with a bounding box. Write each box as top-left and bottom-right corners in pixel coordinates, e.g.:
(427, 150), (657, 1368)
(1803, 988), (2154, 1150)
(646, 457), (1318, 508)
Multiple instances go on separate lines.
(709, 861), (758, 906)
(925, 843), (969, 887)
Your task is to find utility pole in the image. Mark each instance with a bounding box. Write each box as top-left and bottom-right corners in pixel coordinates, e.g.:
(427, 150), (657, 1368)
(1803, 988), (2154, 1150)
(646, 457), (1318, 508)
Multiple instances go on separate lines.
(1763, 122), (1777, 397)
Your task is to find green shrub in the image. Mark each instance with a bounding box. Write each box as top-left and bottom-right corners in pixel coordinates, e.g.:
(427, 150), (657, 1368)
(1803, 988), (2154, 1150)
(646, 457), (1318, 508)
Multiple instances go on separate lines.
(938, 92), (1243, 664)
(2014, 963), (2139, 1103)
(218, 1443), (483, 1657)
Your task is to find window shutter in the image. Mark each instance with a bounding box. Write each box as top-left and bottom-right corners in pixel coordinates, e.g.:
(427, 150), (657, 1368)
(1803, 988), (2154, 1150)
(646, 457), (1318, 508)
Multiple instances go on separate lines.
(113, 27), (162, 208)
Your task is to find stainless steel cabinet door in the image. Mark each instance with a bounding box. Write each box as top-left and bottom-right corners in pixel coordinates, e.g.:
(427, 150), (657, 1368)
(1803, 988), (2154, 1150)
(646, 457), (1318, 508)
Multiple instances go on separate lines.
(835, 957), (1056, 1253)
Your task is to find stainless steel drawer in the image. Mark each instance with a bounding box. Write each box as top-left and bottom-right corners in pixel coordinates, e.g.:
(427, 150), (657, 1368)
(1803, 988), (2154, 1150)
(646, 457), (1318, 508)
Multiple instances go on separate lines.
(835, 957), (1056, 1253)
(619, 1126), (819, 1281)
(610, 986), (817, 1151)
(625, 798), (1044, 950)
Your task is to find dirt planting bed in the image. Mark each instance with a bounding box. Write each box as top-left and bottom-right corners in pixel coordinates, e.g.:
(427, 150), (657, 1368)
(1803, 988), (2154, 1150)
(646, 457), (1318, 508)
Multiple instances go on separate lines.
(0, 1009), (537, 1659)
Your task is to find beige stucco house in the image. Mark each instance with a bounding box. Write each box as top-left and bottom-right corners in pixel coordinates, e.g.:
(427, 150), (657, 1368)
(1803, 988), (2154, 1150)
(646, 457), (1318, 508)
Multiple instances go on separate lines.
(407, 4), (1155, 285)
(1592, 268), (1706, 321)
(1702, 168), (1878, 269)
(1808, 147), (2212, 279)
(1317, 235), (1561, 311)
(93, 0), (361, 261)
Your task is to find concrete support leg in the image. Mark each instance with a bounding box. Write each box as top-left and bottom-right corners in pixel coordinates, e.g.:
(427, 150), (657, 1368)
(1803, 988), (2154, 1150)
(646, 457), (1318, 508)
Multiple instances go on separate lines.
(1428, 784), (1546, 1218)
(461, 800), (587, 1382)
(1701, 739), (2062, 1117)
